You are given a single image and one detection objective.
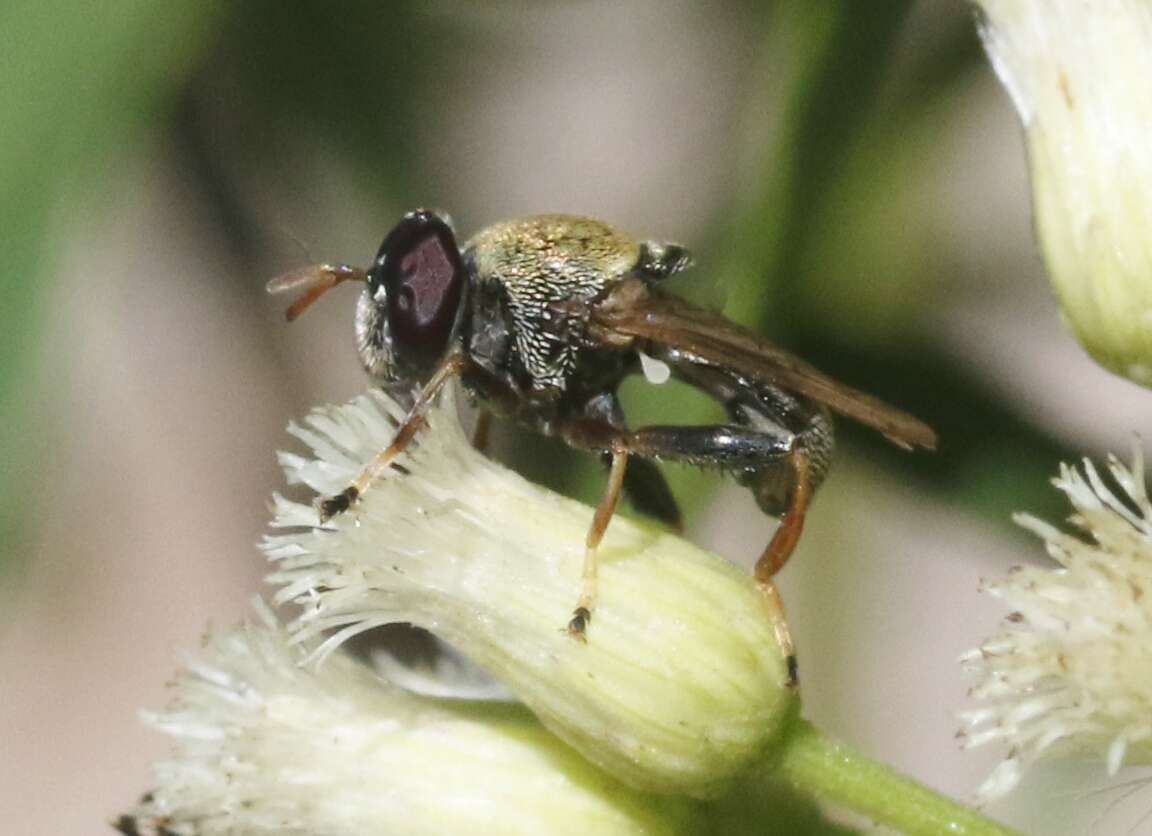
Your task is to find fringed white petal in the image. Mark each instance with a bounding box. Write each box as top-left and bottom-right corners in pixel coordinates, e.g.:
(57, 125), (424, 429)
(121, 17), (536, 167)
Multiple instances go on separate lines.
(962, 448), (1152, 802)
(122, 603), (705, 835)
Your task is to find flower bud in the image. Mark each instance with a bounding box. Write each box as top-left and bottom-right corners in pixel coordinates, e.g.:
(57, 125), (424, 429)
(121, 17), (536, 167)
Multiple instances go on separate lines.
(977, 0), (1152, 385)
(120, 604), (705, 835)
(264, 390), (795, 798)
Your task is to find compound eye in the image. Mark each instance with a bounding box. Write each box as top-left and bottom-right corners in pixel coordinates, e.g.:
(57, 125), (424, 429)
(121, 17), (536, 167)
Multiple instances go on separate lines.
(369, 210), (465, 376)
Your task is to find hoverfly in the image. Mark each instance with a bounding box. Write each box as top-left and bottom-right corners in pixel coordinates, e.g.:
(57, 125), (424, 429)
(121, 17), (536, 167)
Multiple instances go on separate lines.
(269, 211), (936, 678)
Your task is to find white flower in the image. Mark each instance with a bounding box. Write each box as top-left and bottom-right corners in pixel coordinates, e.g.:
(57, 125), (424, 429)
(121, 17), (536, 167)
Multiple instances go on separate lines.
(976, 0), (1152, 386)
(119, 602), (705, 835)
(960, 446), (1152, 801)
(262, 389), (793, 798)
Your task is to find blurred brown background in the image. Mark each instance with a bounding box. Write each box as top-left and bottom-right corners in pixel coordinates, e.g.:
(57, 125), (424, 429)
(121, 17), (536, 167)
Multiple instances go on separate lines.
(1, 1), (1149, 833)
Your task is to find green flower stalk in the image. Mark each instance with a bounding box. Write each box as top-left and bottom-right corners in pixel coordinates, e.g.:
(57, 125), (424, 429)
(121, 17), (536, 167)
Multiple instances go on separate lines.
(263, 390), (793, 798)
(976, 0), (1152, 386)
(119, 603), (705, 835)
(961, 447), (1152, 801)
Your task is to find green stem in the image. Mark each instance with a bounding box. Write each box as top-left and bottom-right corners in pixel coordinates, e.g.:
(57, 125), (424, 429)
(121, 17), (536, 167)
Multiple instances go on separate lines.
(712, 1), (843, 330)
(774, 719), (1019, 836)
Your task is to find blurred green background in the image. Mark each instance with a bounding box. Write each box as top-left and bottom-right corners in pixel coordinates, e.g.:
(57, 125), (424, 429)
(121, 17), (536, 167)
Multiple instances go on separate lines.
(1, 1), (1148, 833)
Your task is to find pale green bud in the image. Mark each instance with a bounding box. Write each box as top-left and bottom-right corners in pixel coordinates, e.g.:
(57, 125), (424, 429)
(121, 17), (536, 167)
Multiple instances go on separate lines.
(264, 390), (794, 798)
(978, 0), (1152, 385)
(122, 603), (705, 835)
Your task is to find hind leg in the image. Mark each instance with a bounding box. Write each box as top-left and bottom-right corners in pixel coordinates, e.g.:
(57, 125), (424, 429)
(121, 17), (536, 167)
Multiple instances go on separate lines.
(754, 449), (813, 582)
(614, 423), (804, 684)
(746, 449), (813, 688)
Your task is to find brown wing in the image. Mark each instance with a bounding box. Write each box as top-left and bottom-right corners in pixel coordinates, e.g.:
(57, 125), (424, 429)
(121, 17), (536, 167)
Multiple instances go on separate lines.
(590, 280), (937, 451)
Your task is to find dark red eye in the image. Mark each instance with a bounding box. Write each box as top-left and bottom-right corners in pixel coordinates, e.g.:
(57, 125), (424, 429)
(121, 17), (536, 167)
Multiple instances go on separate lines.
(368, 210), (466, 378)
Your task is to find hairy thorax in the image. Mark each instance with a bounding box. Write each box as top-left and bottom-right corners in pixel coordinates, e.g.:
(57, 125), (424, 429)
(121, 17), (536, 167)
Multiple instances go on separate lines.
(464, 215), (640, 393)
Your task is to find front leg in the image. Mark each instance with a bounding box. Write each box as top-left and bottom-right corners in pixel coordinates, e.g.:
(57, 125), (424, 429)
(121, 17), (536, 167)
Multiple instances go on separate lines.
(318, 354), (467, 522)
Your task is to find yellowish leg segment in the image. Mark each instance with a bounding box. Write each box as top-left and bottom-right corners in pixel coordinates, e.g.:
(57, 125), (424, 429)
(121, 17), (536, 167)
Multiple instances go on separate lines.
(318, 355), (465, 522)
(753, 451), (812, 688)
(567, 444), (629, 640)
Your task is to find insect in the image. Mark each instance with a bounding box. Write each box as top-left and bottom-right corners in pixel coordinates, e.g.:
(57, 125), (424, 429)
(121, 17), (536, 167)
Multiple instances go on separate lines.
(269, 211), (936, 675)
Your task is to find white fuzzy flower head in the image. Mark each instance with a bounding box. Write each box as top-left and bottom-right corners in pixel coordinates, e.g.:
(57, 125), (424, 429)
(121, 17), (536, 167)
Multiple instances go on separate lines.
(119, 603), (705, 835)
(262, 389), (794, 799)
(960, 446), (1152, 802)
(977, 0), (1152, 385)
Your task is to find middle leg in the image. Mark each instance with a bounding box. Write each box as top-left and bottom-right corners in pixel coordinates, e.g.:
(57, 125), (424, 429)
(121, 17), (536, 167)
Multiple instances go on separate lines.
(567, 442), (629, 639)
(582, 391), (682, 530)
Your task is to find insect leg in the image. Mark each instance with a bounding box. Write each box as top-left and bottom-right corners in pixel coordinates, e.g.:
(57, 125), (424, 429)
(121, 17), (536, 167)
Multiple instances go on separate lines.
(613, 421), (802, 686)
(755, 450), (812, 581)
(558, 418), (799, 662)
(471, 410), (493, 453)
(318, 354), (466, 522)
(582, 391), (681, 529)
(568, 443), (629, 639)
(618, 424), (794, 468)
(722, 390), (830, 582)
